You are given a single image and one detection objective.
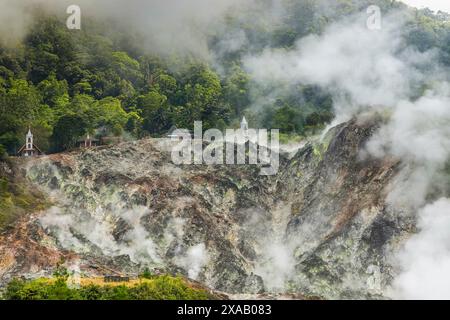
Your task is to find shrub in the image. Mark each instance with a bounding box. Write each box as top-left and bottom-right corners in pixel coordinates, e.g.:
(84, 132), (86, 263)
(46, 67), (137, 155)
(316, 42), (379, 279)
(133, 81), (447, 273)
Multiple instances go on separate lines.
(140, 268), (153, 279)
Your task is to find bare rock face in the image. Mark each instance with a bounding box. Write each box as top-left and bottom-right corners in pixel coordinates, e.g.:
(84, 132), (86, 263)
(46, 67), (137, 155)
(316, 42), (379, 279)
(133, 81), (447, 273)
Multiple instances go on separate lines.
(0, 118), (415, 298)
(280, 120), (410, 298)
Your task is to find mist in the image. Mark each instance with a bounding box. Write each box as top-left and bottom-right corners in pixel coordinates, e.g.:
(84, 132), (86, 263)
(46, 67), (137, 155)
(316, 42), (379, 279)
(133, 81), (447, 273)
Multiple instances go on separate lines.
(389, 198), (450, 299)
(243, 9), (450, 298)
(0, 0), (252, 58)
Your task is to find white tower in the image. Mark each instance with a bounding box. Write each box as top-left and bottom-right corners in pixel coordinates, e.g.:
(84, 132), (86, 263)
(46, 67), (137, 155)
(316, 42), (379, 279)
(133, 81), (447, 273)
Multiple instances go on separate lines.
(85, 133), (93, 147)
(240, 116), (249, 141)
(241, 116), (248, 131)
(25, 128), (34, 156)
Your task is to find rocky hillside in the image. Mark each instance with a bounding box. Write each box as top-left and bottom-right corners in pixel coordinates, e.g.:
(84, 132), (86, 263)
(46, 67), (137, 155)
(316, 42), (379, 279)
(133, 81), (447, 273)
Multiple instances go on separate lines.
(0, 117), (416, 299)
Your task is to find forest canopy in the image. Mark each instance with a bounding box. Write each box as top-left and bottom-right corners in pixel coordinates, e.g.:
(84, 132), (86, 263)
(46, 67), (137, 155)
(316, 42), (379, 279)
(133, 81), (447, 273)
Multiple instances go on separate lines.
(0, 0), (449, 155)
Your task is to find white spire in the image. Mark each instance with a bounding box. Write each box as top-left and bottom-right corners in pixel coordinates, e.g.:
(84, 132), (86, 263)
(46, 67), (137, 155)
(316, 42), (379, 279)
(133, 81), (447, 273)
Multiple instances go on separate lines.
(25, 127), (34, 151)
(241, 116), (248, 131)
(240, 116), (249, 141)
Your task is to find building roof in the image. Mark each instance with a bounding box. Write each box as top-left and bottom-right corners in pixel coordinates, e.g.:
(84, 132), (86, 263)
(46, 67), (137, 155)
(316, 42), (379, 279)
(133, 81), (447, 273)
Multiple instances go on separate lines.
(167, 125), (179, 134)
(166, 125), (193, 138)
(17, 143), (43, 155)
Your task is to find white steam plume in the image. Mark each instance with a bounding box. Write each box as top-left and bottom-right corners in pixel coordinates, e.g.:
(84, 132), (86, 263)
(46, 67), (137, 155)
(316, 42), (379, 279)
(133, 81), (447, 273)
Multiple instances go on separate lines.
(244, 10), (450, 298)
(40, 204), (162, 265)
(176, 243), (209, 280)
(390, 199), (450, 299)
(243, 11), (439, 119)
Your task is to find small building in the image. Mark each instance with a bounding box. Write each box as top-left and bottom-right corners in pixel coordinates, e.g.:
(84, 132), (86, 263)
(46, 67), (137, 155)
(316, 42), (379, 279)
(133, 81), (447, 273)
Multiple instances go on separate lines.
(77, 134), (99, 148)
(17, 128), (43, 157)
(166, 125), (180, 139)
(166, 125), (192, 139)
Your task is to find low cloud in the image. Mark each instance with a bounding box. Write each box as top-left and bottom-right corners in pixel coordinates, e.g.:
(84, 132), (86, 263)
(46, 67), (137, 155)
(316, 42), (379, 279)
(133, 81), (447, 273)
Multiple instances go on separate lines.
(0, 0), (251, 58)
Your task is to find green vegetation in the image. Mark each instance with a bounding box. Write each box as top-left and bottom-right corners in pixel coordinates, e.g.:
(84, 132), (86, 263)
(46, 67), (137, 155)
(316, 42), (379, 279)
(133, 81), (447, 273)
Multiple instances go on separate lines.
(3, 273), (214, 300)
(140, 267), (154, 280)
(0, 3), (336, 154)
(279, 133), (305, 145)
(1, 0), (449, 154)
(0, 15), (241, 154)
